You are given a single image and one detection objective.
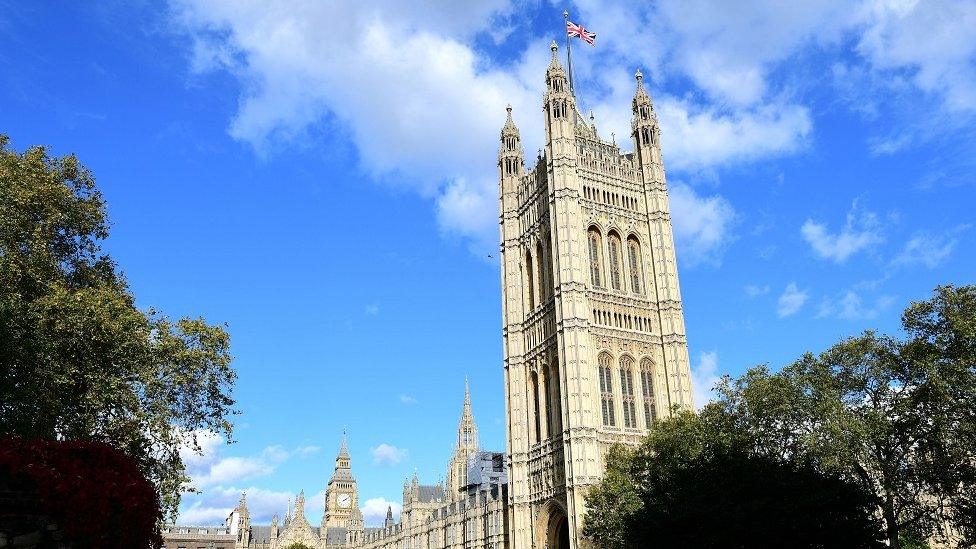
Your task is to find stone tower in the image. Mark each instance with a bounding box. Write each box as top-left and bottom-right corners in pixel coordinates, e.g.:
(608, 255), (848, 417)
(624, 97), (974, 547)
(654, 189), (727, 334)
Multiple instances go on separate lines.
(445, 378), (480, 499)
(322, 433), (361, 530)
(498, 42), (693, 549)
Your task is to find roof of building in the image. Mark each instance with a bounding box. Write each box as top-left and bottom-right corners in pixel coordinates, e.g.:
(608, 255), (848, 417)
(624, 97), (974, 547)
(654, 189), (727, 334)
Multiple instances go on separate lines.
(325, 526), (347, 545)
(417, 484), (445, 502)
(250, 526), (274, 544)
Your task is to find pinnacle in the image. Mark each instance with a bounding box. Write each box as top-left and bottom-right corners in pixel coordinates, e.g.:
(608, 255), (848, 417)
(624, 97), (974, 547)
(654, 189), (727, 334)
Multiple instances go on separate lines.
(462, 377), (473, 420)
(338, 429), (350, 460)
(633, 67), (652, 108)
(501, 104), (520, 138)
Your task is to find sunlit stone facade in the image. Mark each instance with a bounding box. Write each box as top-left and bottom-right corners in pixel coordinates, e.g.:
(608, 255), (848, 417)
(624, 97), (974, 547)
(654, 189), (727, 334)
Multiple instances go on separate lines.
(498, 42), (692, 549)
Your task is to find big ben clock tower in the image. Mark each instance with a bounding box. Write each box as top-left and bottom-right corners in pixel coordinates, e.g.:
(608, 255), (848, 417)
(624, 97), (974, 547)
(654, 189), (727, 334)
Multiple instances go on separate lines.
(321, 432), (361, 532)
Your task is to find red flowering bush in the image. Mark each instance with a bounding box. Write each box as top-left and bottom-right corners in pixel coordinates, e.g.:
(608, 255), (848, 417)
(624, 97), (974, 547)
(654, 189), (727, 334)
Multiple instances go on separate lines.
(0, 439), (163, 548)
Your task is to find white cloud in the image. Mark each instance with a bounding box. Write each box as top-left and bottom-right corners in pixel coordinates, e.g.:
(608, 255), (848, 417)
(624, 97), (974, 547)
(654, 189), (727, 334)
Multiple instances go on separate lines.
(295, 445), (320, 458)
(744, 284), (770, 298)
(361, 497), (402, 527)
(370, 443), (408, 466)
(169, 0), (975, 256)
(399, 394), (418, 405)
(801, 200), (884, 263)
(777, 282), (809, 318)
(179, 431), (309, 490)
(668, 183), (736, 267)
(180, 486), (294, 524)
(172, 0), (540, 252)
(856, 0), (976, 113)
(364, 303), (380, 316)
(690, 351), (721, 410)
(893, 227), (967, 268)
(657, 97), (812, 171)
(817, 290), (896, 320)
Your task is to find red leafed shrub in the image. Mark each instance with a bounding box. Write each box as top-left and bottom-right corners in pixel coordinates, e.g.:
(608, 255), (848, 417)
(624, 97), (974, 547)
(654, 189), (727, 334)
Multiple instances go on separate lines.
(0, 439), (163, 548)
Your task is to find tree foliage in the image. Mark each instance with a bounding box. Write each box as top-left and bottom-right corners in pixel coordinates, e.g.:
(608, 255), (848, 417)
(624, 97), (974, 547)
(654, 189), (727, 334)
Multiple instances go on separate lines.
(584, 410), (884, 548)
(712, 285), (976, 546)
(0, 135), (237, 520)
(0, 439), (163, 548)
(585, 285), (976, 548)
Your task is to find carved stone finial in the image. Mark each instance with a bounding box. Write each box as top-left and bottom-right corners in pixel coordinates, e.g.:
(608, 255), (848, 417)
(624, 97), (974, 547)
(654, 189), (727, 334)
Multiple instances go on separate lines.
(635, 68), (643, 82)
(550, 40), (558, 55)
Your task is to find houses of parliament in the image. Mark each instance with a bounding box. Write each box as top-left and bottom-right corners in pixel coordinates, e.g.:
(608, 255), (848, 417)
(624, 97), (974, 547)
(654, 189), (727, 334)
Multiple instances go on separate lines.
(163, 40), (693, 549)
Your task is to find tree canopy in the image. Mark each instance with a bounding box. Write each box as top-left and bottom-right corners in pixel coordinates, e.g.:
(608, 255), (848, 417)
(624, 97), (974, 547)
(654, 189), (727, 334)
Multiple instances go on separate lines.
(584, 409), (885, 548)
(585, 285), (976, 548)
(0, 135), (237, 520)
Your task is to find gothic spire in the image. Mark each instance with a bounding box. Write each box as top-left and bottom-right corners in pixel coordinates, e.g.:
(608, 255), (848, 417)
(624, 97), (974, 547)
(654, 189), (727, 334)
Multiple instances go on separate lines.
(456, 378), (479, 450)
(384, 506), (394, 528)
(295, 490), (305, 518)
(463, 376), (472, 417)
(501, 104), (519, 138)
(632, 69), (653, 110)
(338, 428), (350, 460)
(547, 40), (565, 77)
(237, 492), (249, 514)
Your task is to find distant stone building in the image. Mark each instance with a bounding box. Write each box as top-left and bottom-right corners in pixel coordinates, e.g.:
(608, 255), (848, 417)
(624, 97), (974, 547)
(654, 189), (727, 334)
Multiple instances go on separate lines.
(164, 382), (508, 549)
(165, 39), (693, 549)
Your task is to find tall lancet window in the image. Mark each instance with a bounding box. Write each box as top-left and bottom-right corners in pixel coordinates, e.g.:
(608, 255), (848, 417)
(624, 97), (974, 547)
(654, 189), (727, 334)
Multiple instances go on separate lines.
(598, 352), (616, 427)
(536, 240), (547, 302)
(525, 250), (535, 311)
(628, 236), (643, 294)
(530, 370), (541, 444)
(587, 227), (603, 288)
(620, 356), (637, 429)
(546, 235), (556, 296)
(543, 365), (553, 438)
(640, 358), (656, 427)
(608, 232), (622, 291)
(550, 361), (562, 436)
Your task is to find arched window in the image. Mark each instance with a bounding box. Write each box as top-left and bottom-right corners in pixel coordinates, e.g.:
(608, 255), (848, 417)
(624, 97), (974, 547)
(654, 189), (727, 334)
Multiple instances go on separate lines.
(608, 232), (622, 291)
(536, 240), (547, 302)
(640, 358), (656, 427)
(550, 361), (562, 436)
(543, 365), (553, 438)
(620, 356), (637, 428)
(627, 236), (642, 294)
(525, 250), (535, 311)
(587, 227), (603, 288)
(547, 237), (556, 296)
(598, 352), (615, 427)
(530, 370), (541, 444)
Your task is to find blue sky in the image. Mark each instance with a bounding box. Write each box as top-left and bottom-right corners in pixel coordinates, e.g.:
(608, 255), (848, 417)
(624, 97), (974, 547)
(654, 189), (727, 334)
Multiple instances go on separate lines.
(2, 0), (975, 527)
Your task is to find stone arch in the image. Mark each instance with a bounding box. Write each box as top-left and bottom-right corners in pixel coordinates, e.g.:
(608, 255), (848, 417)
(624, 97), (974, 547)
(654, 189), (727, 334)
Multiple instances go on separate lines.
(536, 499), (570, 549)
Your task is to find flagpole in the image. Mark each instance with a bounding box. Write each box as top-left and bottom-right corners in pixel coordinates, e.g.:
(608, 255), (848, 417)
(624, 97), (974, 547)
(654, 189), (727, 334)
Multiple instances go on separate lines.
(563, 10), (575, 95)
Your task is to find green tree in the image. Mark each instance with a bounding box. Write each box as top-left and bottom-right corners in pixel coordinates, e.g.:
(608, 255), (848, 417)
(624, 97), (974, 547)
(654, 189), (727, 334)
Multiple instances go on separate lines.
(584, 410), (884, 548)
(283, 544), (315, 549)
(584, 286), (976, 548)
(713, 285), (976, 547)
(0, 135), (236, 520)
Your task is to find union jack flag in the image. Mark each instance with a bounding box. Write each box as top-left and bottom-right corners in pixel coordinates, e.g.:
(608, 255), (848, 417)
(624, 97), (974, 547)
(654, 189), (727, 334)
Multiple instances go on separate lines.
(566, 21), (596, 45)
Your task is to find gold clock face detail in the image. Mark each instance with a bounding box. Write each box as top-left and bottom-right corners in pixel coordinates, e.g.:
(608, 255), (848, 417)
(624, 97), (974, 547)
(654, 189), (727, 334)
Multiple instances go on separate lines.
(337, 493), (351, 508)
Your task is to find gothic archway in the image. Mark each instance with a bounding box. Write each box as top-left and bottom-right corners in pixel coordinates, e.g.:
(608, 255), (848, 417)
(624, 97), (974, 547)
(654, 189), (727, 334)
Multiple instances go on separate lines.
(548, 512), (570, 549)
(537, 499), (570, 549)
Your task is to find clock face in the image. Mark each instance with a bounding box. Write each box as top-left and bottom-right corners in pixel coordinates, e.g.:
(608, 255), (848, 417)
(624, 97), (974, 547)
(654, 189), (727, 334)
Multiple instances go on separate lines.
(337, 493), (351, 508)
